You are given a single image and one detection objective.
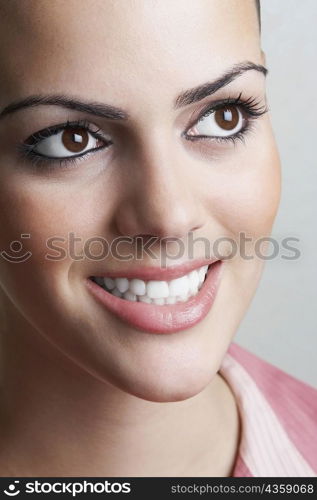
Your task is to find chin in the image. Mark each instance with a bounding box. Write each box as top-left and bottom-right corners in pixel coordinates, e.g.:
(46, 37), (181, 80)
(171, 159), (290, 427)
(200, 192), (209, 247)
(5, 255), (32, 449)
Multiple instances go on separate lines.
(104, 357), (218, 404)
(123, 380), (210, 404)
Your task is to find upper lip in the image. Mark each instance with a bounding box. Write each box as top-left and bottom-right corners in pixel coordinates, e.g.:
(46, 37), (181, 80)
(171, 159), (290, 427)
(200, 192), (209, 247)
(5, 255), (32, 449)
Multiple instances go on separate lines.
(90, 258), (220, 282)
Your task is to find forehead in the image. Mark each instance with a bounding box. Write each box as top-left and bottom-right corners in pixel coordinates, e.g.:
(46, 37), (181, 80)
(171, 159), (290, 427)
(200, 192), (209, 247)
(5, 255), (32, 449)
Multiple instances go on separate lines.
(0, 0), (260, 108)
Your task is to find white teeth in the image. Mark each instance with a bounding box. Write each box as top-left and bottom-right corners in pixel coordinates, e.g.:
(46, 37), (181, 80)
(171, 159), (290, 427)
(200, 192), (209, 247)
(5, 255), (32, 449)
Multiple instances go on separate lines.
(146, 280), (169, 299)
(123, 290), (137, 301)
(139, 295), (152, 304)
(168, 275), (189, 297)
(198, 266), (208, 284)
(93, 264), (210, 305)
(104, 277), (115, 290)
(188, 270), (199, 295)
(165, 296), (176, 305)
(178, 293), (189, 302)
(115, 277), (129, 293)
(129, 278), (146, 296)
(153, 298), (165, 305)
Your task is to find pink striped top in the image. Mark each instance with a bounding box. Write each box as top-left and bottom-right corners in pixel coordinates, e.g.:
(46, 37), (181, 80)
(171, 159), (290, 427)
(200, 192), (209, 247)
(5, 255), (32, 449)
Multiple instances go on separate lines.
(218, 342), (317, 477)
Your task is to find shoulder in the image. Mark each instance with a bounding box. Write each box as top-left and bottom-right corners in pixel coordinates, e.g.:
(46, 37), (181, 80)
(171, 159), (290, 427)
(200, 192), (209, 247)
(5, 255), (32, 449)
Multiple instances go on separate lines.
(223, 342), (317, 476)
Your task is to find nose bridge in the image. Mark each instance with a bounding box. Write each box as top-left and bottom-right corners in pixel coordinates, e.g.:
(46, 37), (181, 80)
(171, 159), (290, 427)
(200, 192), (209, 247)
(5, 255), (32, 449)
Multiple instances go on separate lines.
(139, 161), (189, 232)
(114, 131), (204, 239)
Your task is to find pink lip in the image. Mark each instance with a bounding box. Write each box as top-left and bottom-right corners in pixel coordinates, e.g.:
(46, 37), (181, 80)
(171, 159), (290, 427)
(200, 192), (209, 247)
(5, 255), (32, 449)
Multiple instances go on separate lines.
(85, 260), (224, 334)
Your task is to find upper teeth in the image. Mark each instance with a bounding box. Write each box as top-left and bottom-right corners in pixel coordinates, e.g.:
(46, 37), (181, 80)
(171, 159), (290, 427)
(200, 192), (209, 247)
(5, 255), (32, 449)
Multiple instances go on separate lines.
(92, 265), (209, 305)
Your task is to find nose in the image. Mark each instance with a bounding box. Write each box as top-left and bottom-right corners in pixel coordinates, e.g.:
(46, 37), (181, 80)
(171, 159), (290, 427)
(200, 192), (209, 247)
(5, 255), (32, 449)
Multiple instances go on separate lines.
(114, 142), (205, 240)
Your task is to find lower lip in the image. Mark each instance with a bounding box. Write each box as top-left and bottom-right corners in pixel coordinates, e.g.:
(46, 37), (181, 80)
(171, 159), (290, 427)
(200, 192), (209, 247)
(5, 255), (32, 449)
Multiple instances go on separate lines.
(85, 260), (224, 334)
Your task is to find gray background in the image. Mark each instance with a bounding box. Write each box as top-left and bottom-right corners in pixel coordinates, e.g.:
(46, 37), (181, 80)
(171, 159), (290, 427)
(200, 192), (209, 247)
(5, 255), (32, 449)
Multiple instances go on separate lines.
(235, 0), (317, 387)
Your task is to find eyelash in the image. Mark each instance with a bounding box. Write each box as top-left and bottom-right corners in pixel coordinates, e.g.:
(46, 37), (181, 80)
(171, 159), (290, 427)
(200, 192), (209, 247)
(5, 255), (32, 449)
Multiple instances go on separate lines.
(17, 119), (111, 169)
(17, 94), (268, 169)
(183, 92), (268, 144)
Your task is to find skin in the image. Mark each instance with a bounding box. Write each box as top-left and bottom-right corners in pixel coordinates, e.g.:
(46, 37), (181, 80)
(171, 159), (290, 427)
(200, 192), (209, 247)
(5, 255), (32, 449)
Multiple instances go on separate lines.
(0, 0), (280, 476)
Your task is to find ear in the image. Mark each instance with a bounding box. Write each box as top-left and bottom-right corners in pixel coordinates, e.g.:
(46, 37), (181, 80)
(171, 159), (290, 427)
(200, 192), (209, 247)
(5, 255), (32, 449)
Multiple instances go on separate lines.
(260, 50), (266, 66)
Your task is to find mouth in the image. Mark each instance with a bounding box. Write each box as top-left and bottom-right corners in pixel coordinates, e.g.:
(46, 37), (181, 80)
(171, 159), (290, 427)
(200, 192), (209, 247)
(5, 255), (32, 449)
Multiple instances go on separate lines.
(89, 263), (209, 305)
(85, 260), (223, 334)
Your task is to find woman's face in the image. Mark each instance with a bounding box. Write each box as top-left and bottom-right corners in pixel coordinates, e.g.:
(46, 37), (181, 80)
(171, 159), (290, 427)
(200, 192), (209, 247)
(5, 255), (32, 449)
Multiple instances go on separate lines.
(0, 0), (280, 401)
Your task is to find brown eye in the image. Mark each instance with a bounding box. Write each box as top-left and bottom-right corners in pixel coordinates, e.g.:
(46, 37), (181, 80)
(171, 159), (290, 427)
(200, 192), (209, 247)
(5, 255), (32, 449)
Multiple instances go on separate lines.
(214, 105), (240, 131)
(187, 104), (244, 139)
(31, 126), (107, 159)
(62, 128), (89, 153)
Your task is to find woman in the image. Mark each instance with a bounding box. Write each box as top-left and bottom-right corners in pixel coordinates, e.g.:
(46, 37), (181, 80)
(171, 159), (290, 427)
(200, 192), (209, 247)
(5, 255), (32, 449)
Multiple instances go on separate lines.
(0, 0), (315, 477)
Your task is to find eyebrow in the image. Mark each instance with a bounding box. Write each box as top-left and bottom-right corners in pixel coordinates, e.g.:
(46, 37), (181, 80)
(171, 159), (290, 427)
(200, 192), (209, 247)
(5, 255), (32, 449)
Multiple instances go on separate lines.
(174, 61), (267, 108)
(0, 61), (267, 121)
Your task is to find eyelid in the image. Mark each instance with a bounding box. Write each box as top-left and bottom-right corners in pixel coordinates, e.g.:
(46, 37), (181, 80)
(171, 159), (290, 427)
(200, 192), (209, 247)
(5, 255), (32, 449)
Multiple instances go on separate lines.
(16, 119), (113, 169)
(24, 119), (112, 145)
(182, 93), (267, 138)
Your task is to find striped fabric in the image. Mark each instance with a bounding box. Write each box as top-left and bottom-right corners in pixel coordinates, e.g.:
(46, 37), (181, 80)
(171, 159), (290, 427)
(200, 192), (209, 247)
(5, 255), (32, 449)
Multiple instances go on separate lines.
(218, 342), (317, 477)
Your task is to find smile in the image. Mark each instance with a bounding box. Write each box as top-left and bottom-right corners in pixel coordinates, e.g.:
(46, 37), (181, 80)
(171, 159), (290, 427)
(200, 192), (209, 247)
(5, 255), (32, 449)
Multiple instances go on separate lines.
(86, 259), (223, 334)
(90, 264), (209, 305)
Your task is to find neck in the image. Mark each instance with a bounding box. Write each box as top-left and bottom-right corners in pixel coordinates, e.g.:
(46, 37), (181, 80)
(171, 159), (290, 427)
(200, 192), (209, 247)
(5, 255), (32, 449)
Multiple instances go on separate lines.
(0, 296), (240, 477)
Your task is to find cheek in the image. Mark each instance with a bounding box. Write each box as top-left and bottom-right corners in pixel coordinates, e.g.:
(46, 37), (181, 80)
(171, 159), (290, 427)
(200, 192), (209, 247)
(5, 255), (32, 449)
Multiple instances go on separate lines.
(0, 174), (117, 364)
(0, 174), (108, 305)
(206, 130), (281, 242)
(0, 172), (112, 255)
(238, 150), (281, 238)
(200, 128), (281, 309)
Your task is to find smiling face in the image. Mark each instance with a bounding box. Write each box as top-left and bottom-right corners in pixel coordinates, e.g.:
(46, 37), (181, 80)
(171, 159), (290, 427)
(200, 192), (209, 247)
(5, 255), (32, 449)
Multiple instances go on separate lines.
(0, 0), (280, 402)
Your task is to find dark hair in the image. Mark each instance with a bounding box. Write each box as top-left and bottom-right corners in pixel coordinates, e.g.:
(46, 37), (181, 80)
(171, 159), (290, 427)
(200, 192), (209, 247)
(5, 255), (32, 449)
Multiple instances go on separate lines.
(255, 0), (261, 30)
